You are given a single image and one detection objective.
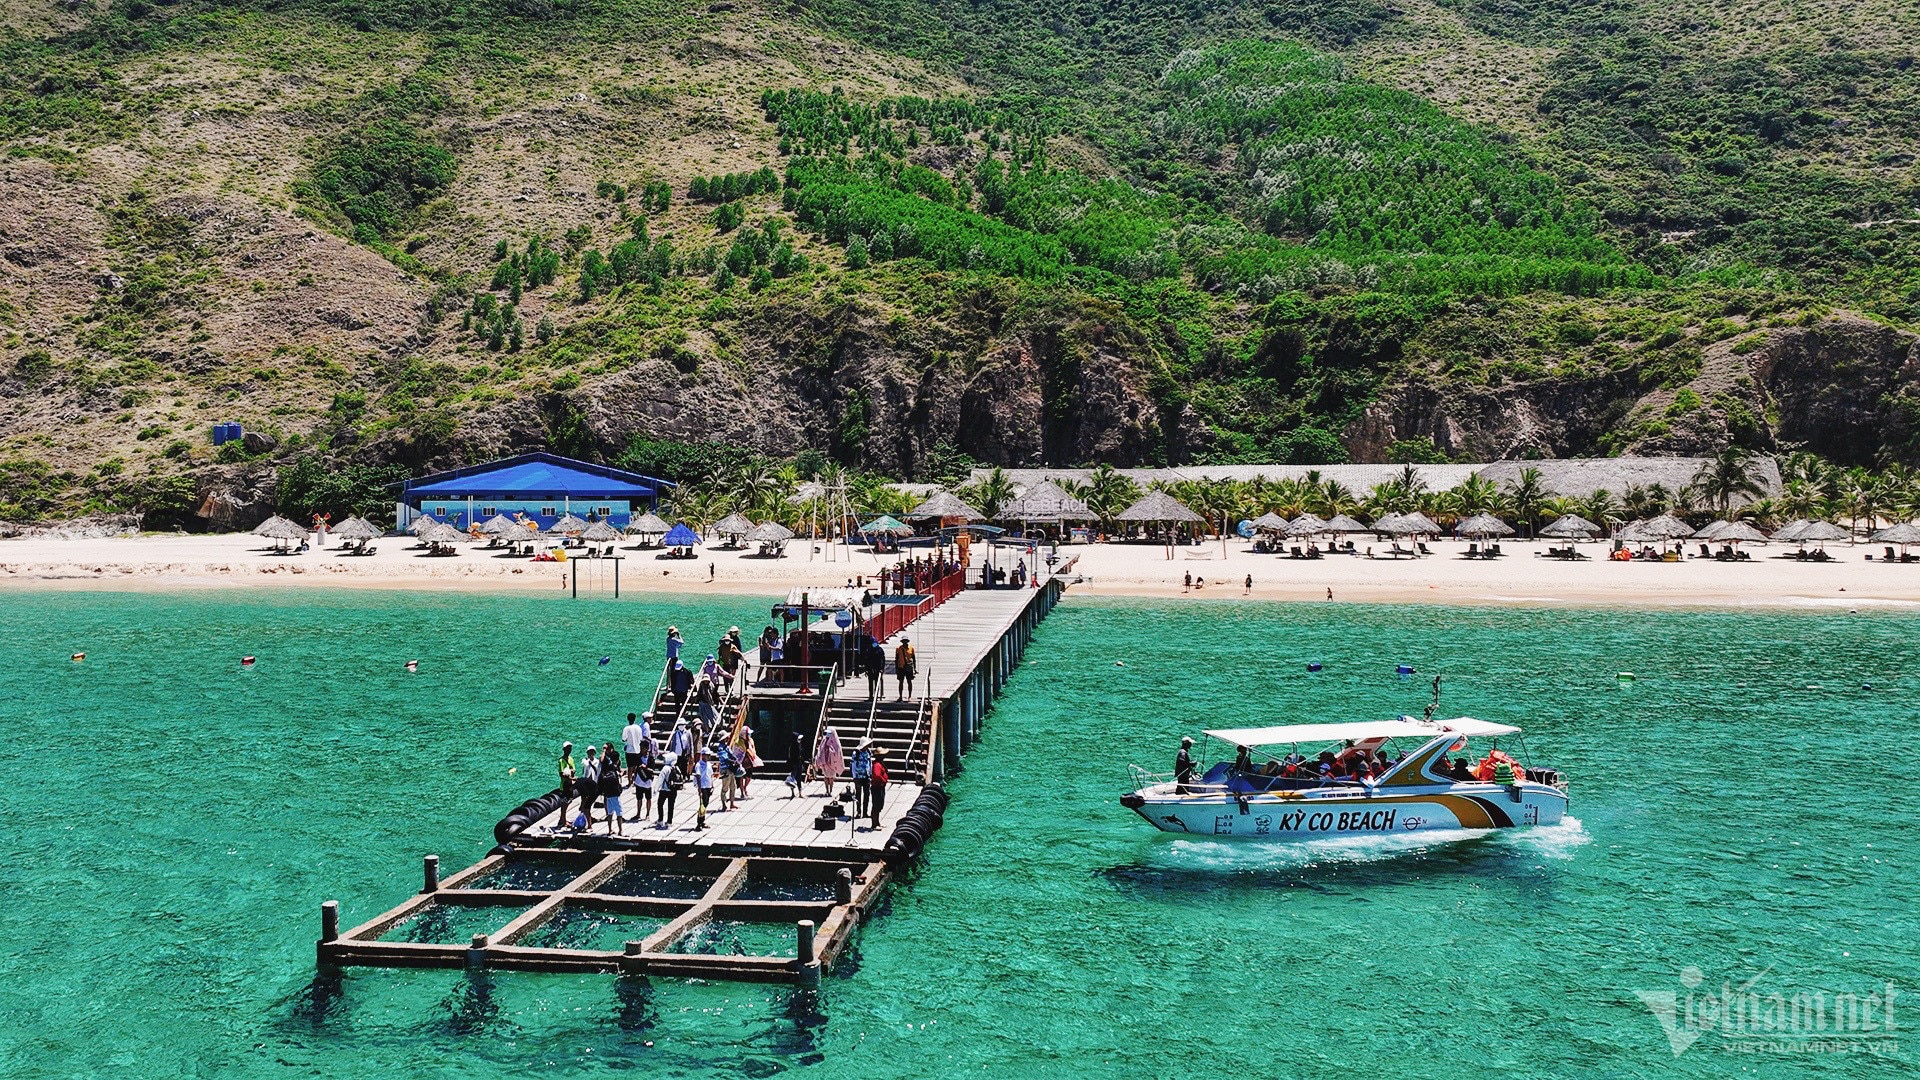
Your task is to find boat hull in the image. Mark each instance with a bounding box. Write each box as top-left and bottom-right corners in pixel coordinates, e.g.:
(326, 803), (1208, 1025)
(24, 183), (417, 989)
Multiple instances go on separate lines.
(1124, 783), (1568, 839)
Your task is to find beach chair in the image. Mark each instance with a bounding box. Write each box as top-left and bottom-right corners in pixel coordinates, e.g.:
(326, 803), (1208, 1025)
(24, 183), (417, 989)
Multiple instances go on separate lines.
(1490, 544), (1503, 557)
(1290, 545), (1304, 559)
(1887, 547), (1898, 562)
(1417, 542), (1434, 557)
(1698, 544), (1712, 559)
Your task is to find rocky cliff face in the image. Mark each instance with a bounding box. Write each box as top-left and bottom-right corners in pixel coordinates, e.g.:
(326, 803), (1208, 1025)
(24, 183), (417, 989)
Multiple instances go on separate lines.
(433, 289), (1199, 476)
(1349, 315), (1920, 464)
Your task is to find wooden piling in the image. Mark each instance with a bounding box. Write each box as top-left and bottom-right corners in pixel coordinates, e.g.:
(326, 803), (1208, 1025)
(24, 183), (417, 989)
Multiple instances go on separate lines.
(423, 854), (440, 893)
(320, 900), (339, 942)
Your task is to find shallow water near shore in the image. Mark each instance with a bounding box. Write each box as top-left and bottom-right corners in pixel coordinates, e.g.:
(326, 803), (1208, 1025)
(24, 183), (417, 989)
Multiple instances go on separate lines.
(0, 590), (1914, 1077)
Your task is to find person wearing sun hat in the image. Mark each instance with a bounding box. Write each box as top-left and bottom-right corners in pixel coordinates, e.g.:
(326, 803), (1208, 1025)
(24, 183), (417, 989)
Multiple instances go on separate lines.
(867, 747), (889, 829)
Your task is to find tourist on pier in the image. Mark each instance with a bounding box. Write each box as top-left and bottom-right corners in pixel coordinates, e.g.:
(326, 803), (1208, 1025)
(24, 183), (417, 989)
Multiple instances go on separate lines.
(653, 751), (679, 827)
(669, 658), (693, 704)
(630, 745), (655, 818)
(715, 742), (739, 811)
(668, 721), (694, 778)
(601, 758), (628, 834)
(558, 741), (578, 823)
(622, 713), (650, 771)
(894, 637), (916, 700)
(867, 748), (889, 828)
(696, 675), (720, 730)
(666, 627), (683, 665)
(864, 636), (886, 698)
(1174, 736), (1195, 794)
(577, 747), (602, 825)
(815, 727), (846, 797)
(851, 740), (874, 817)
(785, 730), (808, 797)
(694, 750), (715, 830)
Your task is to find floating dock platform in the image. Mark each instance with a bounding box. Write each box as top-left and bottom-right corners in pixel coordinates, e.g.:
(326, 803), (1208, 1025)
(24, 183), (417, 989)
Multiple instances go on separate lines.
(320, 577), (1065, 983)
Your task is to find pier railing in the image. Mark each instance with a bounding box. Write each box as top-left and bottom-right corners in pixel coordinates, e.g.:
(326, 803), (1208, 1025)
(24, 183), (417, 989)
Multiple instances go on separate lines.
(865, 566), (966, 643)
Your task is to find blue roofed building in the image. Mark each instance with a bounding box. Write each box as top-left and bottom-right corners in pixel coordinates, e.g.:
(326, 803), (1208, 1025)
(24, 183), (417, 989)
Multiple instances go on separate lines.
(393, 452), (673, 531)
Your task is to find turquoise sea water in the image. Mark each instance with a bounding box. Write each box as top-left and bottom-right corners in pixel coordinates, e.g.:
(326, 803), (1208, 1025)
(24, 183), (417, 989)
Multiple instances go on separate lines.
(0, 589), (1914, 1078)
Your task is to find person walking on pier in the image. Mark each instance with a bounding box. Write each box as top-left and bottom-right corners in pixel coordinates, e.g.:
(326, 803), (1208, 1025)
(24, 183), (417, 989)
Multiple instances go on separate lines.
(630, 744), (655, 819)
(894, 637), (917, 700)
(694, 750), (715, 830)
(668, 721), (694, 780)
(669, 659), (693, 706)
(653, 751), (679, 828)
(601, 758), (628, 835)
(851, 740), (874, 818)
(557, 741), (578, 826)
(622, 713), (651, 774)
(665, 627), (683, 666)
(577, 747), (603, 826)
(867, 748), (889, 829)
(864, 636), (885, 699)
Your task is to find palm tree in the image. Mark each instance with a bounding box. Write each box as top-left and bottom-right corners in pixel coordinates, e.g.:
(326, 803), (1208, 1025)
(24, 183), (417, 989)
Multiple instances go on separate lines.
(1450, 472), (1500, 516)
(1319, 479), (1356, 518)
(1777, 479), (1821, 520)
(1503, 466), (1548, 537)
(1083, 464), (1141, 528)
(1691, 447), (1767, 518)
(964, 467), (1015, 519)
(1581, 488), (1619, 533)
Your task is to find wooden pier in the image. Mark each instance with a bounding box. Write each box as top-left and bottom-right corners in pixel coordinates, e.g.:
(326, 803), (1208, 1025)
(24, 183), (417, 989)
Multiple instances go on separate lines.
(319, 576), (1066, 983)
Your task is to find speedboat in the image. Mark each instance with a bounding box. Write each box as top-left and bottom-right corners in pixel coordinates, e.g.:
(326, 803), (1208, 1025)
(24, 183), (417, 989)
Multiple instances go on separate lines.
(1121, 717), (1569, 840)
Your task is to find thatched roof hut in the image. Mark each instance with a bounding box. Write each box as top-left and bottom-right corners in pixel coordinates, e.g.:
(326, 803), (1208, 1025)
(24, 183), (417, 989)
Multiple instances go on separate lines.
(580, 520), (622, 543)
(712, 512), (754, 538)
(1539, 514), (1601, 538)
(331, 516), (383, 541)
(999, 480), (1094, 522)
(909, 490), (985, 521)
(1251, 511), (1289, 533)
(747, 521), (795, 544)
(627, 511), (670, 536)
(1285, 513), (1329, 538)
(253, 515), (308, 541)
(1455, 513), (1514, 538)
(1115, 490), (1203, 524)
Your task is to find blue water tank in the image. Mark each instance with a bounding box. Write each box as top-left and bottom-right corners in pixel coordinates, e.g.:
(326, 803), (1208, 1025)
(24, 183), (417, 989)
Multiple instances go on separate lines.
(212, 423), (229, 445)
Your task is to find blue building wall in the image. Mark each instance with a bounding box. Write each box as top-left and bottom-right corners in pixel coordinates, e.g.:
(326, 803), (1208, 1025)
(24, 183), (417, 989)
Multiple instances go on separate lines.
(419, 499), (633, 531)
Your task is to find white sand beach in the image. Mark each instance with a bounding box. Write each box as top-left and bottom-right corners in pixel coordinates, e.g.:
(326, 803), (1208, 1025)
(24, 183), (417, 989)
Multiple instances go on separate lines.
(2, 531), (1916, 608)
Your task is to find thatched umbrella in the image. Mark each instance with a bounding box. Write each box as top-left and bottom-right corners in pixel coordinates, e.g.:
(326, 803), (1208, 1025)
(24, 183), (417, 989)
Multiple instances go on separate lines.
(406, 515), (441, 536)
(1251, 511), (1289, 533)
(1401, 511), (1442, 535)
(998, 480), (1094, 522)
(1692, 520), (1732, 540)
(626, 511), (670, 536)
(1325, 513), (1371, 534)
(1769, 519), (1811, 543)
(860, 515), (915, 536)
(1716, 521), (1771, 545)
(580, 520), (622, 544)
(789, 481), (826, 504)
(1285, 513), (1330, 538)
(420, 520), (469, 544)
(910, 490), (985, 521)
(1539, 514), (1601, 539)
(1794, 521), (1851, 545)
(331, 516), (382, 542)
(747, 521), (795, 544)
(498, 522), (542, 545)
(253, 515), (307, 542)
(547, 513), (590, 536)
(1869, 521), (1920, 545)
(475, 513), (518, 535)
(1116, 490), (1203, 525)
(1637, 513), (1696, 541)
(1455, 513), (1514, 539)
(713, 512), (754, 539)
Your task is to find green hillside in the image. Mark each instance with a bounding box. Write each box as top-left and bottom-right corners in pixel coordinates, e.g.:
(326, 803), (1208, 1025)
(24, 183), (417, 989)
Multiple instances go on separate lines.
(1, 0), (1918, 522)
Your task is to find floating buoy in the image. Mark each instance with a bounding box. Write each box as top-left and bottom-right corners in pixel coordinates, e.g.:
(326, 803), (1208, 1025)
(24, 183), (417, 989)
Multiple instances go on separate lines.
(71, 652), (85, 662)
(1306, 662), (1323, 672)
(1114, 660), (1125, 667)
(241, 656), (256, 667)
(508, 766), (517, 775)
(405, 659), (419, 672)
(1617, 672), (1634, 682)
(598, 656), (611, 667)
(1862, 683), (1873, 691)
(1396, 664), (1414, 676)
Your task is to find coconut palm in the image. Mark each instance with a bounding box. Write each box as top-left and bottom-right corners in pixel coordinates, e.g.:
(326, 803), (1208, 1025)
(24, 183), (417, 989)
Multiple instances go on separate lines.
(964, 467), (1016, 519)
(1580, 488), (1620, 532)
(1083, 464), (1141, 527)
(1502, 466), (1549, 537)
(1318, 479), (1357, 519)
(1692, 447), (1767, 518)
(1450, 472), (1501, 516)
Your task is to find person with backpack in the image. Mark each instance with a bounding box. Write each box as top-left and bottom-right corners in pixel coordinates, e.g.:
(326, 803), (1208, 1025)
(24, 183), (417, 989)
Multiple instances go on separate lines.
(653, 751), (679, 829)
(600, 757), (628, 836)
(850, 740), (874, 818)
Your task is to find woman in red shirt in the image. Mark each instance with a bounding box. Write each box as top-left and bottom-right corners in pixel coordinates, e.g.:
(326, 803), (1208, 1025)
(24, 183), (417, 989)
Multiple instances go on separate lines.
(868, 749), (889, 828)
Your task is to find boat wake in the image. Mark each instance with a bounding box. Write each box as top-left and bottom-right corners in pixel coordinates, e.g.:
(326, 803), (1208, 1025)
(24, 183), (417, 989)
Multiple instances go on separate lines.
(1154, 816), (1590, 874)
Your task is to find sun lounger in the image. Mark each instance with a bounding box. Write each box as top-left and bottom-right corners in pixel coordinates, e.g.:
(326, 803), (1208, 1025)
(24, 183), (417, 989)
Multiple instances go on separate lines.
(1417, 542), (1434, 556)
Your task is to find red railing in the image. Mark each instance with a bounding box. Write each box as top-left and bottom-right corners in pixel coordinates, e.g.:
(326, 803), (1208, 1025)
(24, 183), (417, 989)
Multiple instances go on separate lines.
(865, 567), (965, 643)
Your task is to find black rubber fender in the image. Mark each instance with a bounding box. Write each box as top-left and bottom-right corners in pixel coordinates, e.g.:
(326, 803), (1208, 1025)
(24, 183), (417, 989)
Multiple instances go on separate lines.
(494, 786), (566, 846)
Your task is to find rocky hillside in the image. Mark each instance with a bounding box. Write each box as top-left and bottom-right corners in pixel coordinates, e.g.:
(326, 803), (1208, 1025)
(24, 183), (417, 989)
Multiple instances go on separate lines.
(1, 0), (1917, 523)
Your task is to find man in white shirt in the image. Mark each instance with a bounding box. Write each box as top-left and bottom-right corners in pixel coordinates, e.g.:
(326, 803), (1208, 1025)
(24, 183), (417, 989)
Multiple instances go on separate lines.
(621, 712), (650, 775)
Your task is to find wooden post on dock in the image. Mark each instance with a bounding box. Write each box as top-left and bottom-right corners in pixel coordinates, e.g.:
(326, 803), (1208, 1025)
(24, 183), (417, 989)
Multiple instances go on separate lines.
(468, 933), (487, 970)
(836, 868), (853, 905)
(423, 855), (440, 893)
(320, 900), (339, 942)
(796, 919), (820, 986)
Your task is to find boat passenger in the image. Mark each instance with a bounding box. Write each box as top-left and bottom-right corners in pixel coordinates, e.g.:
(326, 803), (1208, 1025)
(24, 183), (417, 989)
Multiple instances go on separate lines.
(1450, 757), (1473, 781)
(1174, 736), (1196, 793)
(1233, 745), (1253, 775)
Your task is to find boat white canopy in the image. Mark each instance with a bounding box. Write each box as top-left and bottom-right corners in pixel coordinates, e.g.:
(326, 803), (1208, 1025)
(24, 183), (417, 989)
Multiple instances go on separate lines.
(1203, 717), (1521, 746)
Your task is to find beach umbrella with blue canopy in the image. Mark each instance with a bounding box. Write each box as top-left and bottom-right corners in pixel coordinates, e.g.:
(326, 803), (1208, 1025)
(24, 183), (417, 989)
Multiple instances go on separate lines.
(663, 523), (700, 547)
(860, 515), (914, 536)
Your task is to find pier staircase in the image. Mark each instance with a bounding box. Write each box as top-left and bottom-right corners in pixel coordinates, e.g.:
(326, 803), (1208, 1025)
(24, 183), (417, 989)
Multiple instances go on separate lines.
(817, 687), (933, 780)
